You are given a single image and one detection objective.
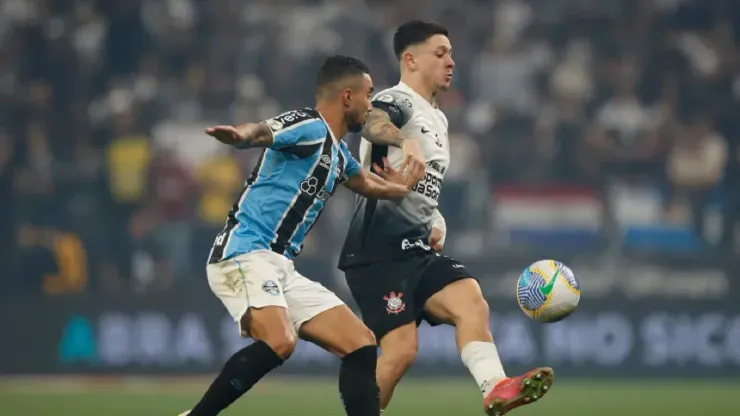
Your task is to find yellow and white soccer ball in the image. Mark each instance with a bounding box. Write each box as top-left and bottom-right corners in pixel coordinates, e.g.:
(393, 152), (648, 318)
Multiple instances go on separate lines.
(516, 259), (580, 323)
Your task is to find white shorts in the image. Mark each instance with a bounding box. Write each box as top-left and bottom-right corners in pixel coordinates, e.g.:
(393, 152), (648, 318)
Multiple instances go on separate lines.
(206, 250), (345, 335)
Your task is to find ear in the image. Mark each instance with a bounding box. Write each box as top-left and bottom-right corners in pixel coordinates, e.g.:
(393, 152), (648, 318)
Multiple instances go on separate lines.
(402, 51), (415, 70)
(342, 89), (352, 107)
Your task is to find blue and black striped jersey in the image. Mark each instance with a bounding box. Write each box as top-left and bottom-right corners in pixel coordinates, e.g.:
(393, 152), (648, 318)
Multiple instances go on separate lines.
(208, 108), (361, 264)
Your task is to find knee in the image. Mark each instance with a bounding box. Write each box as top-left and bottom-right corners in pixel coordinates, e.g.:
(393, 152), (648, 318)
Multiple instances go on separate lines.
(262, 334), (298, 360)
(468, 295), (490, 319)
(340, 326), (377, 357)
(453, 294), (490, 325)
(354, 326), (377, 349)
(243, 312), (298, 360)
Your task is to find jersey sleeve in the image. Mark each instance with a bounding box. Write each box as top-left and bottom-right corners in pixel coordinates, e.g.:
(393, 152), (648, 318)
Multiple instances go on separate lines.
(262, 109), (327, 155)
(371, 89), (414, 128)
(340, 142), (362, 180)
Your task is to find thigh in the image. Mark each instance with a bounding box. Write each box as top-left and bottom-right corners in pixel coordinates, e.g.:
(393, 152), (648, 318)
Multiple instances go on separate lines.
(344, 256), (426, 342)
(378, 321), (419, 359)
(417, 255), (479, 326)
(283, 271), (346, 332)
(298, 303), (376, 358)
(206, 250), (290, 336)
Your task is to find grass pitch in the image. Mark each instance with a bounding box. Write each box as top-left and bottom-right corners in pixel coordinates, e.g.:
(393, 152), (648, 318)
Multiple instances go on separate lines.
(0, 376), (733, 415)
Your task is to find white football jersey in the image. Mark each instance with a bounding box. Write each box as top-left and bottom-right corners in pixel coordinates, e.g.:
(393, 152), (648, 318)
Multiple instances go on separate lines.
(340, 82), (451, 267)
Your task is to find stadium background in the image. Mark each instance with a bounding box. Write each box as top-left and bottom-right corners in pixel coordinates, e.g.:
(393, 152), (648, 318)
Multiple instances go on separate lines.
(0, 0), (737, 414)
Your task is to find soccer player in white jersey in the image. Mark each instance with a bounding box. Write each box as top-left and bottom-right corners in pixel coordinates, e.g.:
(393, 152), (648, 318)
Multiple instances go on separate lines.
(339, 21), (555, 416)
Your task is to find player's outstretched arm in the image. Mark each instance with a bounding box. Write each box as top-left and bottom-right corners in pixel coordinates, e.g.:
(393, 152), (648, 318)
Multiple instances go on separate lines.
(205, 123), (274, 149)
(344, 157), (411, 200)
(362, 109), (425, 187)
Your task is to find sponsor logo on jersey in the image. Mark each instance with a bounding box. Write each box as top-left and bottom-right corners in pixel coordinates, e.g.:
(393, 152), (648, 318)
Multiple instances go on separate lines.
(401, 238), (433, 252)
(300, 177), (319, 196)
(410, 172), (444, 202)
(319, 154), (331, 169)
(428, 161), (446, 175)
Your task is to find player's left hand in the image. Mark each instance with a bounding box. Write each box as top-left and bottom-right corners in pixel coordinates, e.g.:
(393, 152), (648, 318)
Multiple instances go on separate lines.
(429, 227), (445, 252)
(373, 157), (411, 189)
(205, 125), (242, 144)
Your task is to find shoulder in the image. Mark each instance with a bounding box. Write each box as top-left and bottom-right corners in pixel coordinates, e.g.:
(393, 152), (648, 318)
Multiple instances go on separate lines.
(264, 108), (325, 134)
(373, 87), (414, 111)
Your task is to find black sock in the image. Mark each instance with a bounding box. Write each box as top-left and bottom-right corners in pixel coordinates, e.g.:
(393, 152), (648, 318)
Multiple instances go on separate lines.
(339, 345), (380, 416)
(189, 340), (284, 416)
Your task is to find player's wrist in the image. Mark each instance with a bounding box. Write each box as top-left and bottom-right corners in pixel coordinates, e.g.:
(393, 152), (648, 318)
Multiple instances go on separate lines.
(400, 137), (418, 146)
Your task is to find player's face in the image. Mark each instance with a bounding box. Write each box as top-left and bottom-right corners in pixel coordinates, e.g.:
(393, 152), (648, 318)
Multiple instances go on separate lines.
(343, 73), (374, 133)
(415, 34), (455, 92)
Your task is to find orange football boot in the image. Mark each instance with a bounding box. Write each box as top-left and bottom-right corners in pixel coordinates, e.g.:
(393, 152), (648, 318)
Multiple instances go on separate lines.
(482, 367), (555, 415)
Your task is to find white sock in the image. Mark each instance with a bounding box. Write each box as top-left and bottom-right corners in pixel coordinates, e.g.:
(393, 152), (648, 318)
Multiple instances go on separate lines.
(461, 341), (506, 397)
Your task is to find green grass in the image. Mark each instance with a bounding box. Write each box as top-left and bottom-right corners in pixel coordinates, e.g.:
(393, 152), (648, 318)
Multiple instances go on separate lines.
(0, 377), (734, 415)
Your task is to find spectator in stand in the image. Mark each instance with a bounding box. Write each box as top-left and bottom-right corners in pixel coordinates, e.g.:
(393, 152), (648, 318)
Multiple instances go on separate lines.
(666, 113), (727, 244)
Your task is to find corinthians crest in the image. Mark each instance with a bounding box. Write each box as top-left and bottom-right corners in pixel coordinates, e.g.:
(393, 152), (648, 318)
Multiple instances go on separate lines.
(383, 292), (405, 314)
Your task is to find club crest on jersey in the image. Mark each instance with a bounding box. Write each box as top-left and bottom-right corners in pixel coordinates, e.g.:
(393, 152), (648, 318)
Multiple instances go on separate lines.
(262, 280), (280, 296)
(377, 94), (394, 103)
(384, 292), (405, 314)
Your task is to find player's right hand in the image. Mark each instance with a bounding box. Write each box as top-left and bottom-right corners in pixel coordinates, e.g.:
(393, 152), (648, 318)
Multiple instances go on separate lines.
(205, 125), (242, 144)
(372, 156), (409, 188)
(399, 139), (425, 187)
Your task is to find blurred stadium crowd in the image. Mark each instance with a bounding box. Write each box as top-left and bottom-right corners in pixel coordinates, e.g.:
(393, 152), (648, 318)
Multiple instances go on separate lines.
(3, 0), (740, 293)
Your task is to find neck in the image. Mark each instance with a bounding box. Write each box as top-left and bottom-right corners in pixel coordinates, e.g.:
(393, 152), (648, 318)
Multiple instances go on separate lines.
(400, 75), (436, 105)
(315, 104), (346, 141)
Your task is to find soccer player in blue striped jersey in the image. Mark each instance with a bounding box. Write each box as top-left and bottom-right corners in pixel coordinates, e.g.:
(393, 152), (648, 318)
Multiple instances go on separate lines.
(180, 56), (422, 416)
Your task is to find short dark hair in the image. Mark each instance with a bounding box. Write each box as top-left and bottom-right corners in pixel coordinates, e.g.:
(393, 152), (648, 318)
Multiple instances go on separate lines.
(315, 55), (369, 93)
(393, 20), (449, 59)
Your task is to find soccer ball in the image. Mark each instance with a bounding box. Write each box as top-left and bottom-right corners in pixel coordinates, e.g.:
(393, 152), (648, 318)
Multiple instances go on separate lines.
(516, 260), (580, 323)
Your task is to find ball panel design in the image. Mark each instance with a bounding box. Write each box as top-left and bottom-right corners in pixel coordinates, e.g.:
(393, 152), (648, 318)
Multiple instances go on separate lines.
(555, 261), (579, 290)
(516, 259), (580, 323)
(516, 269), (548, 311)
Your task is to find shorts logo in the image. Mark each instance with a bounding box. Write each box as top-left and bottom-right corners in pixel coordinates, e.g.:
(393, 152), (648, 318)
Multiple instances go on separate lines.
(262, 280), (280, 296)
(383, 291), (405, 314)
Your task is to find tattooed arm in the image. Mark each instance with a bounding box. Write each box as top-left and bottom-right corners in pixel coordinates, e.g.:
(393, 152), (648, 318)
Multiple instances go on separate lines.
(361, 108), (409, 147)
(205, 110), (325, 151)
(361, 108), (426, 187)
(205, 123), (274, 148)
